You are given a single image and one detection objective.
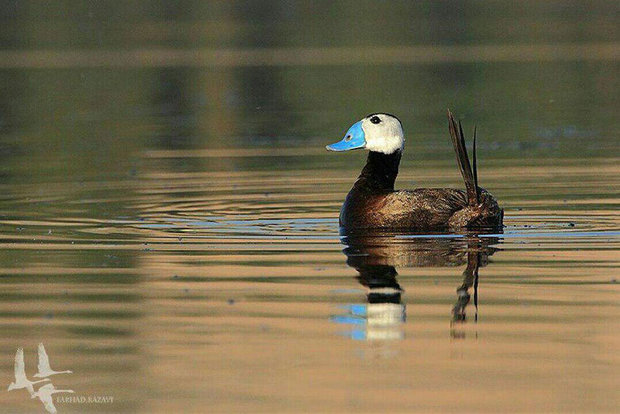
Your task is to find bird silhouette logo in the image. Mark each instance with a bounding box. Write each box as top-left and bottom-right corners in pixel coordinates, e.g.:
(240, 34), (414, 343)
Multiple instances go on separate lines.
(32, 383), (75, 414)
(7, 344), (74, 413)
(34, 343), (73, 378)
(7, 348), (50, 396)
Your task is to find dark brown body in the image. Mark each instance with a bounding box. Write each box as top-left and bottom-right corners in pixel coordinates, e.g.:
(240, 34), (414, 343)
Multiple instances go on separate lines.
(339, 150), (503, 230)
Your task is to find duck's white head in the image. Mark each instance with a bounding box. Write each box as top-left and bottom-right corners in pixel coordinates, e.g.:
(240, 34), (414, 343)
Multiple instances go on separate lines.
(326, 113), (404, 155)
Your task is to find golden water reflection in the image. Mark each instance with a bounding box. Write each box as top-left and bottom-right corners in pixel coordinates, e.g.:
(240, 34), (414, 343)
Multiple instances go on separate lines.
(1, 2), (618, 409)
(334, 233), (501, 341)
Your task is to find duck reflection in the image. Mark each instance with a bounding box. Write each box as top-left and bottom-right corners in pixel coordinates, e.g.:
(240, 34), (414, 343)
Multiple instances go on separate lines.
(332, 231), (500, 340)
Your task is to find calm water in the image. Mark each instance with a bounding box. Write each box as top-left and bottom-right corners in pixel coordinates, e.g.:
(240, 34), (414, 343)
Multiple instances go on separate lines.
(1, 2), (619, 413)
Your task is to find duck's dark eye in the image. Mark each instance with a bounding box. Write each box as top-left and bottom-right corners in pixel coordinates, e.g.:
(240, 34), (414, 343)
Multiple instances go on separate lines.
(370, 116), (381, 124)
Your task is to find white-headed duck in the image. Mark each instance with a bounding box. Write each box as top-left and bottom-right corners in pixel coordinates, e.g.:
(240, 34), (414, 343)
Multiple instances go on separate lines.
(326, 111), (503, 230)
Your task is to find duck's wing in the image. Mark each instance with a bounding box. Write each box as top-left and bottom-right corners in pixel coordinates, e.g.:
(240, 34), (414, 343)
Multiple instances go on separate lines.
(384, 189), (468, 227)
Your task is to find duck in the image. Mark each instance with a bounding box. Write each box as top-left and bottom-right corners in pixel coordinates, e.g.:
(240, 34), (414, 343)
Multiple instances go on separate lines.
(326, 111), (503, 230)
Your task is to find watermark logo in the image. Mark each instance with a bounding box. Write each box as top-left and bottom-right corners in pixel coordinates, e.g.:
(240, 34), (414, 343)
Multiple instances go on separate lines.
(32, 383), (75, 414)
(7, 343), (74, 413)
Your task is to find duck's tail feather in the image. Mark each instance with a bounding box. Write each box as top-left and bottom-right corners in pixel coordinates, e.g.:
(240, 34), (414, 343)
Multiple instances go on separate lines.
(448, 110), (479, 206)
(472, 125), (478, 191)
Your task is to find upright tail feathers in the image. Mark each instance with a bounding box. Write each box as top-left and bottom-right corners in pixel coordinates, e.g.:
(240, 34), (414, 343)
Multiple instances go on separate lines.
(448, 110), (479, 207)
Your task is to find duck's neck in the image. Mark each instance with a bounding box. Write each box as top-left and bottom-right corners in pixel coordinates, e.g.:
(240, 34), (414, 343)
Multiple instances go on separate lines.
(352, 150), (402, 192)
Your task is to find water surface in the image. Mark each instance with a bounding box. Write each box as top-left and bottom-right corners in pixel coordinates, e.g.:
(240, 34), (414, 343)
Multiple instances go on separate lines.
(1, 2), (619, 413)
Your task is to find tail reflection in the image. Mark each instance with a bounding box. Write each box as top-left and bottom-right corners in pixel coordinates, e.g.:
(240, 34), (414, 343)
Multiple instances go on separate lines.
(452, 251), (481, 323)
(333, 231), (500, 341)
